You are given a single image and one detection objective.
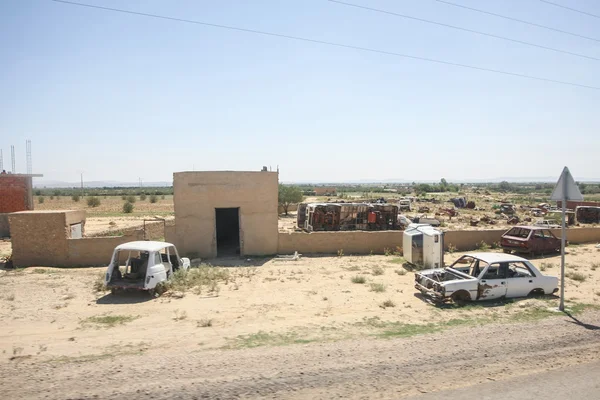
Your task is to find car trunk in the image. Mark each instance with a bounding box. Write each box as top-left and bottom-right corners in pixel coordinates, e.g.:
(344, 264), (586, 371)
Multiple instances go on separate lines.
(107, 250), (149, 290)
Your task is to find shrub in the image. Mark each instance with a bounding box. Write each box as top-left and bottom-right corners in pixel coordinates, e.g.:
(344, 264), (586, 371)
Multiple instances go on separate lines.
(337, 249), (344, 257)
(72, 194), (80, 202)
(476, 241), (490, 251)
(149, 194), (158, 203)
(566, 271), (586, 282)
(123, 202), (134, 214)
(140, 194), (147, 201)
(197, 319), (213, 327)
(369, 283), (386, 293)
(447, 243), (457, 253)
(126, 195), (136, 203)
(351, 275), (366, 284)
(38, 196), (45, 204)
(161, 195), (166, 200)
(87, 196), (101, 207)
(380, 299), (396, 308)
(50, 195), (54, 200)
(372, 266), (384, 276)
(121, 195), (127, 200)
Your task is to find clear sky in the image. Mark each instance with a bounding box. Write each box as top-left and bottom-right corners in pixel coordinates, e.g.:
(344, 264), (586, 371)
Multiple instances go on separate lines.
(1, 0), (599, 184)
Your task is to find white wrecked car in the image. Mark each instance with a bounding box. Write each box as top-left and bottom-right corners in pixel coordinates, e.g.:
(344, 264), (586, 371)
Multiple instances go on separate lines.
(414, 253), (558, 303)
(105, 241), (190, 295)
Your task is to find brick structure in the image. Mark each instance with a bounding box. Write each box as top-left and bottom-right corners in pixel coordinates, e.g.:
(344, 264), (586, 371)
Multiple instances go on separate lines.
(0, 175), (33, 213)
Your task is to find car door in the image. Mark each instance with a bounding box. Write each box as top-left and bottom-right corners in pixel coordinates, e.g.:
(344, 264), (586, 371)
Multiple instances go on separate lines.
(505, 262), (537, 298)
(542, 229), (560, 252)
(477, 264), (507, 300)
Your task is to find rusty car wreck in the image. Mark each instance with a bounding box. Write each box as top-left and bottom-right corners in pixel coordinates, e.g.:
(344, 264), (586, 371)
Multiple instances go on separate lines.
(414, 253), (558, 304)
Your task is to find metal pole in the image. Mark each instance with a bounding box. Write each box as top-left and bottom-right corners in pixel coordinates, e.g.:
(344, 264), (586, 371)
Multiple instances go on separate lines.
(559, 195), (567, 311)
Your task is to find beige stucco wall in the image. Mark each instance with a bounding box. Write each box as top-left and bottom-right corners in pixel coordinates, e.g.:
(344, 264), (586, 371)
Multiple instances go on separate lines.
(0, 213), (10, 237)
(278, 227), (600, 255)
(66, 233), (143, 266)
(278, 231), (404, 255)
(9, 210), (85, 266)
(173, 171), (279, 258)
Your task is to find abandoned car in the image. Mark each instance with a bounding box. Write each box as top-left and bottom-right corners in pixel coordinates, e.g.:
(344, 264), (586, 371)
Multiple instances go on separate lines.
(500, 226), (561, 254)
(414, 253), (558, 303)
(105, 241), (190, 295)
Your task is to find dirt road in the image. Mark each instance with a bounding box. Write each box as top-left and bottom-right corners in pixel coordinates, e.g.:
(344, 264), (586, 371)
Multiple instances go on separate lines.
(3, 310), (599, 399)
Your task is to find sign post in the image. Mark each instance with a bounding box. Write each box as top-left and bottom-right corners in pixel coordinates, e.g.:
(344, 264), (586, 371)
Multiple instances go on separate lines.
(549, 167), (583, 312)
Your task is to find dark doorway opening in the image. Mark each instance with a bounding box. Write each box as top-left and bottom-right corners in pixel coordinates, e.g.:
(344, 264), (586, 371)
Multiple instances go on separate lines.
(215, 208), (240, 256)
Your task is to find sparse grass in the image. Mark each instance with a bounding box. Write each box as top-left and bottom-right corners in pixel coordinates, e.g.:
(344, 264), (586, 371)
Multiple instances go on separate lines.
(447, 243), (457, 253)
(477, 241), (490, 251)
(227, 331), (312, 349)
(163, 265), (230, 294)
(566, 271), (587, 282)
(197, 318), (213, 327)
(369, 283), (386, 293)
(82, 314), (139, 328)
(491, 241), (500, 250)
(337, 249), (344, 257)
(173, 310), (188, 321)
(383, 248), (393, 256)
(591, 263), (599, 271)
(388, 257), (406, 264)
(343, 265), (361, 271)
(380, 299), (396, 308)
(351, 275), (366, 284)
(32, 268), (53, 274)
(92, 273), (107, 293)
(5, 294), (15, 301)
(371, 266), (384, 276)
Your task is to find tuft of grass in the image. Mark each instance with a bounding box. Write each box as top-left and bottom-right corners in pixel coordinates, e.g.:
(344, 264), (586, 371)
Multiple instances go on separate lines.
(369, 283), (386, 293)
(343, 265), (361, 271)
(82, 314), (139, 328)
(380, 299), (396, 308)
(566, 271), (586, 282)
(447, 243), (457, 253)
(383, 248), (393, 256)
(197, 318), (213, 327)
(351, 275), (366, 284)
(490, 241), (500, 250)
(540, 262), (553, 271)
(595, 291), (600, 297)
(476, 241), (490, 251)
(394, 269), (407, 276)
(591, 263), (599, 271)
(5, 294), (15, 301)
(149, 194), (158, 204)
(371, 266), (384, 276)
(173, 310), (188, 321)
(92, 273), (108, 293)
(337, 249), (344, 257)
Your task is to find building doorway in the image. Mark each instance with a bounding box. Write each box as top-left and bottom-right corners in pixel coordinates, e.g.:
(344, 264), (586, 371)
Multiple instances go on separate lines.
(215, 208), (240, 256)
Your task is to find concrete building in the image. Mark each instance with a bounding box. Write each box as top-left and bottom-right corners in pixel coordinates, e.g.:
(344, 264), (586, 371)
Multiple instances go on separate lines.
(170, 171), (279, 258)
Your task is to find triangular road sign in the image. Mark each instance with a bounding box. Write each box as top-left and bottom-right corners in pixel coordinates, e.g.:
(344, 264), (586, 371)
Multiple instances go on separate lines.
(550, 167), (583, 201)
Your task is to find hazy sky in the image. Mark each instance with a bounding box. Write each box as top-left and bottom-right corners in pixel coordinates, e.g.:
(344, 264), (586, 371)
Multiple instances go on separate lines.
(1, 0), (599, 183)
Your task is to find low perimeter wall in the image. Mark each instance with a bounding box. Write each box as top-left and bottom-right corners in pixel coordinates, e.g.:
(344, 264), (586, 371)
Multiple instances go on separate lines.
(278, 227), (600, 255)
(66, 232), (144, 266)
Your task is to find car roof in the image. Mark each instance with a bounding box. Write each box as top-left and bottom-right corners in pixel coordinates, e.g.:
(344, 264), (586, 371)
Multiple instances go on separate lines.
(114, 241), (175, 252)
(505, 225), (546, 230)
(462, 252), (529, 264)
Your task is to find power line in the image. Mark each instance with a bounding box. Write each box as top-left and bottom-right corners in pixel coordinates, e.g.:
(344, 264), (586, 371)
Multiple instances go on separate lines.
(327, 0), (600, 61)
(539, 0), (600, 19)
(50, 0), (600, 90)
(434, 0), (600, 43)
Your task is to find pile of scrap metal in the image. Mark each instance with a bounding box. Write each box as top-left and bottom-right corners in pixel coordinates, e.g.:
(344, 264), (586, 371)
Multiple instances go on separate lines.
(576, 206), (600, 224)
(494, 204), (516, 215)
(438, 208), (458, 217)
(299, 203), (400, 231)
(450, 197), (467, 208)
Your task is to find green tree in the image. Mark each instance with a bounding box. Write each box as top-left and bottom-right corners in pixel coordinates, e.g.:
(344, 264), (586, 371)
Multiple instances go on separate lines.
(498, 181), (513, 191)
(278, 184), (303, 215)
(87, 196), (101, 207)
(123, 201), (134, 213)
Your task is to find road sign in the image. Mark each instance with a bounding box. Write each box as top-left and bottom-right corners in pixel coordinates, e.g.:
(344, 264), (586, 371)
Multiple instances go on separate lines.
(550, 167), (583, 312)
(550, 167), (583, 202)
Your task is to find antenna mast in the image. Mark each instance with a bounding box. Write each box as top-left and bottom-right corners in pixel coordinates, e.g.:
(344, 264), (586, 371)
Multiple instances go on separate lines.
(11, 145), (16, 173)
(26, 140), (32, 174)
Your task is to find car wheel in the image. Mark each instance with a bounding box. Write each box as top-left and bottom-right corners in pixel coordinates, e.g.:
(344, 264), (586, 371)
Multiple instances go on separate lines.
(528, 289), (545, 298)
(451, 291), (471, 306)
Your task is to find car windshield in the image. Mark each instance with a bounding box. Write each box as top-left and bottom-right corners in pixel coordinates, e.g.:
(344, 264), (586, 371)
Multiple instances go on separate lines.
(505, 228), (531, 238)
(448, 256), (490, 277)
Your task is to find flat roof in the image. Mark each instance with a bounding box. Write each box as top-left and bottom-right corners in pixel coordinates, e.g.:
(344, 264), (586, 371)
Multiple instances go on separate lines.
(463, 252), (528, 264)
(0, 174), (44, 177)
(10, 210), (82, 214)
(114, 241), (175, 252)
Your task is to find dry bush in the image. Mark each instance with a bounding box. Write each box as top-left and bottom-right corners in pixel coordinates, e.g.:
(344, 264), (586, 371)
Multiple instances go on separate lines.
(351, 275), (366, 284)
(370, 283), (386, 293)
(371, 266), (384, 276)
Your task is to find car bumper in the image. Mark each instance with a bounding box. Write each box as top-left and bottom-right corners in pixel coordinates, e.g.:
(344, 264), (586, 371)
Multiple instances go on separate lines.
(415, 282), (448, 303)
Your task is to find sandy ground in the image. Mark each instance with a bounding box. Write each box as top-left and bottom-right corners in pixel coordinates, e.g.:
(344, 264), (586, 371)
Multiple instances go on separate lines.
(1, 245), (598, 362)
(84, 216), (174, 236)
(35, 195), (175, 216)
